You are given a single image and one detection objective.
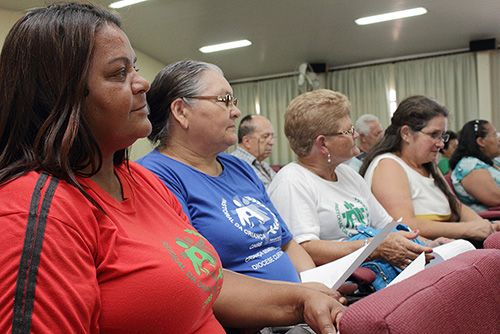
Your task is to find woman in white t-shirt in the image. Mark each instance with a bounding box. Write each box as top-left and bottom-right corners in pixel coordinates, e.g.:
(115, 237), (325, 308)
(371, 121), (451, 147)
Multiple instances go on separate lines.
(360, 96), (499, 241)
(269, 89), (435, 269)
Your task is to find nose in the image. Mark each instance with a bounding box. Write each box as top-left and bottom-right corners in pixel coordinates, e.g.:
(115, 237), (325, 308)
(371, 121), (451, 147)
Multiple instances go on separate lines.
(353, 129), (359, 140)
(132, 71), (150, 94)
(230, 105), (241, 119)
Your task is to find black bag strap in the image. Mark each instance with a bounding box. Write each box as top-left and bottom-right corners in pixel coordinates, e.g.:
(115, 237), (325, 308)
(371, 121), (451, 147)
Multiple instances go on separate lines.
(12, 172), (59, 334)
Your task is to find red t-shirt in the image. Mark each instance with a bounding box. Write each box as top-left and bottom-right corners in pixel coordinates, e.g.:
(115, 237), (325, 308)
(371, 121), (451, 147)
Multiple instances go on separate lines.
(0, 162), (224, 333)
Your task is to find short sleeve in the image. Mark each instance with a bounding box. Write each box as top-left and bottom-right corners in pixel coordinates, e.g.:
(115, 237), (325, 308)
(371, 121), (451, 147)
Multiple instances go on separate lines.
(269, 166), (321, 244)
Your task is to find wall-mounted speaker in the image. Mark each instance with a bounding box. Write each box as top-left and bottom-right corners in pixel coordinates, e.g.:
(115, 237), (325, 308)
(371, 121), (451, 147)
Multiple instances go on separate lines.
(310, 63), (327, 73)
(469, 38), (497, 52)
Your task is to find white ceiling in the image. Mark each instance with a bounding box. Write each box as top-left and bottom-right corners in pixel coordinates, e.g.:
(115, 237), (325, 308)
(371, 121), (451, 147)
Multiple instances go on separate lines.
(1, 0), (500, 81)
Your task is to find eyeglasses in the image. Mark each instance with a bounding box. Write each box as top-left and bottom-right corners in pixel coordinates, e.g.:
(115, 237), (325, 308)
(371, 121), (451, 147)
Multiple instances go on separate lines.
(326, 126), (356, 137)
(419, 130), (450, 143)
(184, 94), (238, 108)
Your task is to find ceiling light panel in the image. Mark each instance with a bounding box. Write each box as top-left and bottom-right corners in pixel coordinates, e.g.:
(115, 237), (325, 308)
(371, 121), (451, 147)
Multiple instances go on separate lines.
(109, 0), (149, 9)
(199, 40), (252, 53)
(355, 7), (427, 25)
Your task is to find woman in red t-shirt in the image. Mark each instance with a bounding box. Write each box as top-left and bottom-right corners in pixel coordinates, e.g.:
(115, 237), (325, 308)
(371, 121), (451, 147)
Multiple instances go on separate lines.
(0, 3), (344, 334)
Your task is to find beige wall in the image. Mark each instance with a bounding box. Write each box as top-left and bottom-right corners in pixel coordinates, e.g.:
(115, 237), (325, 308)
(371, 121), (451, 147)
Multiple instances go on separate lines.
(0, 8), (22, 45)
(0, 7), (163, 161)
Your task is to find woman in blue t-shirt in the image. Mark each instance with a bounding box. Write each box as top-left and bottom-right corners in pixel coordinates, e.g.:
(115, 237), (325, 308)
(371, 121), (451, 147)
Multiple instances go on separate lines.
(450, 119), (500, 211)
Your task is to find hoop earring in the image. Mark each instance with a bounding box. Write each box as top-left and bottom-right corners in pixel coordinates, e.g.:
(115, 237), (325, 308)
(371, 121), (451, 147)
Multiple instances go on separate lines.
(327, 153), (332, 164)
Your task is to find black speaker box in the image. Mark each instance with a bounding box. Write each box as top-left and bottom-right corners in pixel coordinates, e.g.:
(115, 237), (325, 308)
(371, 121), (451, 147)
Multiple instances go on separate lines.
(310, 63), (327, 73)
(469, 38), (497, 51)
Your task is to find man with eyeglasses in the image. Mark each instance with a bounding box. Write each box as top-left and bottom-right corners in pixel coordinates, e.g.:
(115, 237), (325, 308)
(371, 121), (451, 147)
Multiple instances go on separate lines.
(345, 114), (384, 173)
(231, 114), (277, 188)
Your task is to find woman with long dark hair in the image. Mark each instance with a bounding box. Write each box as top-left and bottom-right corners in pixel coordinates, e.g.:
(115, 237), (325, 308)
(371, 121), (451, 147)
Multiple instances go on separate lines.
(360, 96), (499, 241)
(449, 119), (500, 211)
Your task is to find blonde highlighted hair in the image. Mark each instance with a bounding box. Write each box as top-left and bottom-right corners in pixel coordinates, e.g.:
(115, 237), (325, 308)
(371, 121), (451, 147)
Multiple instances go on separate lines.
(285, 89), (351, 157)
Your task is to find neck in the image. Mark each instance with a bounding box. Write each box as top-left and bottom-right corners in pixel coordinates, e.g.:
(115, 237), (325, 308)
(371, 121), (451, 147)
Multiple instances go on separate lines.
(298, 155), (338, 181)
(89, 154), (123, 201)
(161, 139), (222, 176)
(397, 149), (429, 176)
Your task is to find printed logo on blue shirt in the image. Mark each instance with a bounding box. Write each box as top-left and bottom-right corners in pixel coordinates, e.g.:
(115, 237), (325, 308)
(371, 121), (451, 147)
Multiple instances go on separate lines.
(221, 195), (281, 248)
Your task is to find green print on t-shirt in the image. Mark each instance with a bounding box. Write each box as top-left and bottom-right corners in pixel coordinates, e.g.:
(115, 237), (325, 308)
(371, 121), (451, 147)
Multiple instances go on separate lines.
(162, 229), (223, 307)
(176, 238), (216, 276)
(341, 201), (366, 228)
(336, 198), (369, 236)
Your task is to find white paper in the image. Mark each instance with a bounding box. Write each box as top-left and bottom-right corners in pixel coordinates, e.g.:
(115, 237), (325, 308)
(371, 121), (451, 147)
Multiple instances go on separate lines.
(387, 252), (426, 286)
(427, 239), (475, 267)
(389, 239), (476, 286)
(300, 218), (400, 290)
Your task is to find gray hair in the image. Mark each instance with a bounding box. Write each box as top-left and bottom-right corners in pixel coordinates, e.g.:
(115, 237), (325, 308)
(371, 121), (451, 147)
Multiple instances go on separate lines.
(355, 114), (380, 135)
(147, 59), (223, 146)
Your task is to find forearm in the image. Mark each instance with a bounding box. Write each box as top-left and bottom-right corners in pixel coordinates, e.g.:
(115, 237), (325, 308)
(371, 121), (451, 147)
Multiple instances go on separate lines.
(213, 270), (304, 328)
(283, 240), (316, 272)
(405, 216), (481, 240)
(302, 239), (365, 266)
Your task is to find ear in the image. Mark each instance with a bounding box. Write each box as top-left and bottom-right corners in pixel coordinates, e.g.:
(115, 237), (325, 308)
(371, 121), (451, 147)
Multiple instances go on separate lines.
(170, 98), (190, 129)
(400, 125), (412, 143)
(241, 135), (253, 150)
(476, 136), (486, 149)
(314, 135), (330, 155)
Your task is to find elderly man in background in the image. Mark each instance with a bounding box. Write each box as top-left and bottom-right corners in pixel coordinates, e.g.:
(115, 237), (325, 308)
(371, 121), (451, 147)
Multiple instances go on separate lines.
(346, 114), (384, 172)
(231, 114), (276, 187)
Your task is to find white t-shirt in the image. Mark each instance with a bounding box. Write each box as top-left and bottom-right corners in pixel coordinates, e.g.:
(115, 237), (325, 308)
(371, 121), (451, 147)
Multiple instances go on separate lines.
(268, 162), (392, 243)
(364, 153), (451, 221)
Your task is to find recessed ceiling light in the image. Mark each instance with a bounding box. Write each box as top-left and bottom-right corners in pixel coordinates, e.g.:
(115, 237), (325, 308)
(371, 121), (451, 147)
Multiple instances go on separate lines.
(355, 7), (427, 25)
(109, 0), (149, 9)
(199, 40), (252, 53)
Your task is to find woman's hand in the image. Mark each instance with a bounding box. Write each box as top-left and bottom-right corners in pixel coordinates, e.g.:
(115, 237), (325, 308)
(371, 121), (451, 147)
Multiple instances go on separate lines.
(300, 282), (357, 305)
(299, 289), (346, 334)
(371, 230), (433, 268)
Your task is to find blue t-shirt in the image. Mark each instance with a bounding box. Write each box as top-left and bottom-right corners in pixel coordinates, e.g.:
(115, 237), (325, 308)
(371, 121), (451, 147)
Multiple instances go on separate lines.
(451, 156), (500, 211)
(138, 150), (300, 282)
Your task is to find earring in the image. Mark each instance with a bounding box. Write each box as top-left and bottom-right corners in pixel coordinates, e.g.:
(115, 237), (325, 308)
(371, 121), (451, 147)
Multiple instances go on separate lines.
(327, 152), (332, 164)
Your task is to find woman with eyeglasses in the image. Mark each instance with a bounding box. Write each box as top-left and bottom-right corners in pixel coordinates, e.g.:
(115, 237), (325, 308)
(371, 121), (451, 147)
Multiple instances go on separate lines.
(360, 96), (500, 241)
(138, 60), (347, 334)
(268, 90), (437, 289)
(449, 120), (500, 212)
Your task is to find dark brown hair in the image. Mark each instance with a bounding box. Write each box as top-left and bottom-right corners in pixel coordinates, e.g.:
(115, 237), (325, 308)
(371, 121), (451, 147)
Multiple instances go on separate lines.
(0, 3), (122, 188)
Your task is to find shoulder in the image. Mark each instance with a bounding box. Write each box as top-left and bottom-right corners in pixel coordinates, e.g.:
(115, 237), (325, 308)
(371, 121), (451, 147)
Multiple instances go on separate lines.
(452, 156), (490, 181)
(136, 150), (190, 185)
(0, 172), (101, 237)
(273, 162), (313, 184)
(337, 163), (363, 179)
(230, 147), (253, 162)
(136, 149), (175, 172)
(457, 156), (488, 170)
(219, 153), (259, 177)
(365, 153), (405, 183)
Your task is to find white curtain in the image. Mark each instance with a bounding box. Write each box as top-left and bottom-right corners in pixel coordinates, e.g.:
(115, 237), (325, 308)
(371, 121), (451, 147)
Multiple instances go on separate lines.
(231, 76), (299, 164)
(327, 64), (392, 127)
(394, 53), (478, 131)
(232, 81), (258, 118)
(256, 76), (298, 164)
(490, 50), (500, 129)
